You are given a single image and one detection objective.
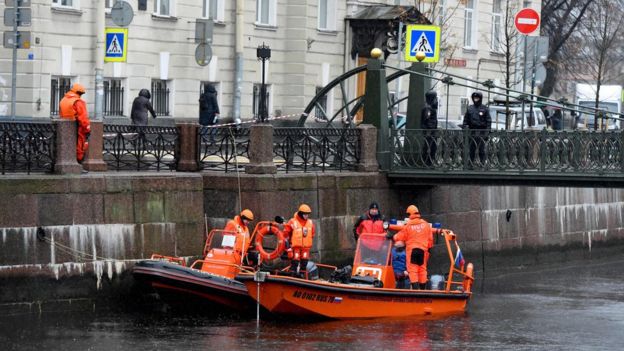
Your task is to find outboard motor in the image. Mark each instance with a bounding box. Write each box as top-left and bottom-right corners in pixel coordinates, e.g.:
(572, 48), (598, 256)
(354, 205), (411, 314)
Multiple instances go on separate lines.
(329, 265), (352, 284)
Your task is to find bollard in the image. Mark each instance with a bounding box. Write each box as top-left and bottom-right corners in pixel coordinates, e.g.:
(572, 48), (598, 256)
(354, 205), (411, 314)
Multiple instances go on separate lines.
(83, 120), (108, 171)
(177, 122), (200, 172)
(53, 119), (82, 174)
(245, 124), (276, 174)
(356, 124), (379, 172)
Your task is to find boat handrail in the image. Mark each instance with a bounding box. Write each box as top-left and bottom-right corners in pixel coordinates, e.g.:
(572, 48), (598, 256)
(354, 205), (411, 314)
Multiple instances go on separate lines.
(189, 258), (256, 274)
(440, 229), (474, 292)
(150, 254), (186, 266)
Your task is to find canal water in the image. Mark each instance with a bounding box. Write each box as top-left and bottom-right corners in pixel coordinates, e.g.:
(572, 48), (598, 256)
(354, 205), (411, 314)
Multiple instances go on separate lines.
(2, 254), (623, 351)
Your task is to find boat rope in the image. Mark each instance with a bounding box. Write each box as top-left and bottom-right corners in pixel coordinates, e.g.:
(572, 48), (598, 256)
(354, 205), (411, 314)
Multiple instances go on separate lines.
(36, 227), (115, 262)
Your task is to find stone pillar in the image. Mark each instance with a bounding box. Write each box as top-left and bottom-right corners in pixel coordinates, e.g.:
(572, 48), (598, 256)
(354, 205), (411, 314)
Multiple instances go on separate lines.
(363, 48), (390, 170)
(53, 119), (82, 174)
(245, 123), (276, 174)
(177, 122), (199, 172)
(357, 124), (379, 172)
(83, 120), (107, 171)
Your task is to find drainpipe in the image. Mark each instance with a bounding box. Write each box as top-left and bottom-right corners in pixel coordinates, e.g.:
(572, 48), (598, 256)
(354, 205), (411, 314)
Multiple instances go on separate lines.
(94, 1), (104, 120)
(233, 0), (244, 125)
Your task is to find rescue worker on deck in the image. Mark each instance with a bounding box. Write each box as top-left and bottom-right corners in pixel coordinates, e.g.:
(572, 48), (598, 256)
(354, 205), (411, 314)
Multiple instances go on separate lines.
(283, 204), (316, 276)
(353, 202), (385, 241)
(59, 83), (91, 164)
(387, 205), (436, 290)
(223, 209), (254, 259)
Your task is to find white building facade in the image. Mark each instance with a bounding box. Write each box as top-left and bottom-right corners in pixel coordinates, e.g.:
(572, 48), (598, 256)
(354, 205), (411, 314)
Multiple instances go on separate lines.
(0, 0), (540, 123)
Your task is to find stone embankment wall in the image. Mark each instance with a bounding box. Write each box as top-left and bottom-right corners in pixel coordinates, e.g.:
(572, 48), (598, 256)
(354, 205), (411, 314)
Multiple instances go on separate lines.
(1, 172), (624, 310)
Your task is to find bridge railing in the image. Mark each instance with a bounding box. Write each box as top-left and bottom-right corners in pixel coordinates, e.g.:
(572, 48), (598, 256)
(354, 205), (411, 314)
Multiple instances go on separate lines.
(103, 124), (179, 171)
(392, 128), (624, 175)
(0, 121), (56, 175)
(198, 126), (250, 172)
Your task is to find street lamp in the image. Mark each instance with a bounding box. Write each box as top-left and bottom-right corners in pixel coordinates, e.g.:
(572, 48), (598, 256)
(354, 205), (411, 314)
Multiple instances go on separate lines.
(256, 43), (271, 122)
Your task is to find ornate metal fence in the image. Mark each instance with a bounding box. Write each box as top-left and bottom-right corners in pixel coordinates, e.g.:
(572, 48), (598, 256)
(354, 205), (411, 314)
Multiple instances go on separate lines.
(0, 122), (56, 174)
(198, 126), (250, 172)
(391, 129), (624, 175)
(273, 128), (360, 172)
(103, 125), (179, 171)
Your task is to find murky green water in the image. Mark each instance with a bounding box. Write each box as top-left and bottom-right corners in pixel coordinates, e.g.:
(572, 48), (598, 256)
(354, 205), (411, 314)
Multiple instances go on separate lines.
(2, 255), (624, 350)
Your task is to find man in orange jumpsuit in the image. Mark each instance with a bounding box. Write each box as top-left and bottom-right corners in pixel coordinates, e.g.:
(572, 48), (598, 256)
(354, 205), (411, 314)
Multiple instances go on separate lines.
(283, 204), (315, 276)
(59, 83), (91, 163)
(387, 205), (435, 290)
(223, 209), (254, 260)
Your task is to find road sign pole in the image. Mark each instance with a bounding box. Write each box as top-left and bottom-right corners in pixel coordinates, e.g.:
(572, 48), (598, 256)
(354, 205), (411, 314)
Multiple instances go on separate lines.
(11, 0), (18, 119)
(529, 37), (538, 121)
(521, 35), (528, 130)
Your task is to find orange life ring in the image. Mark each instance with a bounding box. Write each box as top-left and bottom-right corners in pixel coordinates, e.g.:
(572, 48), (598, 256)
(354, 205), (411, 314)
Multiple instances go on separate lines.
(255, 224), (286, 261)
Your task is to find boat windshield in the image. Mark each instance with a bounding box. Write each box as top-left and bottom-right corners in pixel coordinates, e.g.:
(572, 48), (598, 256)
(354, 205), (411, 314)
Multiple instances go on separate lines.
(354, 233), (391, 266)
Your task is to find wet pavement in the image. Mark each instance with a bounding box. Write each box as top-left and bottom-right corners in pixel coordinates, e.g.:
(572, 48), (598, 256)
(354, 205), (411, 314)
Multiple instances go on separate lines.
(1, 254), (623, 351)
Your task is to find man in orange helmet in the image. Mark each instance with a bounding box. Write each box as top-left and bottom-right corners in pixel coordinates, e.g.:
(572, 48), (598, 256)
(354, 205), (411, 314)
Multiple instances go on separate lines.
(223, 209), (254, 259)
(59, 83), (91, 164)
(387, 205), (435, 290)
(283, 204), (316, 276)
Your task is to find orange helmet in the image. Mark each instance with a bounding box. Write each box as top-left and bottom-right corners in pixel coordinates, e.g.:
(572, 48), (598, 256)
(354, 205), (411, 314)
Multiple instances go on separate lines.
(240, 209), (254, 221)
(406, 205), (420, 215)
(298, 204), (312, 214)
(71, 83), (86, 94)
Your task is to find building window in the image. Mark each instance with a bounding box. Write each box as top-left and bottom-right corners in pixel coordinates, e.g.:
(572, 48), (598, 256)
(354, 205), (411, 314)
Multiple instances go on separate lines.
(105, 0), (120, 8)
(154, 0), (172, 16)
(437, 0), (446, 25)
(52, 0), (76, 7)
(491, 0), (502, 52)
(151, 80), (170, 116)
(252, 83), (271, 118)
(50, 77), (72, 116)
(318, 0), (336, 31)
(256, 0), (276, 26)
(314, 87), (328, 120)
(103, 79), (124, 116)
(464, 0), (476, 48)
(203, 0), (224, 21)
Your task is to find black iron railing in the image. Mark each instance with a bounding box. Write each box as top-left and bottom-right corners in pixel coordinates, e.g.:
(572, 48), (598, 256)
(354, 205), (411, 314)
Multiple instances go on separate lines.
(273, 128), (360, 172)
(391, 129), (624, 175)
(0, 122), (56, 174)
(50, 77), (72, 116)
(103, 124), (179, 171)
(151, 80), (170, 116)
(103, 80), (124, 116)
(198, 126), (250, 172)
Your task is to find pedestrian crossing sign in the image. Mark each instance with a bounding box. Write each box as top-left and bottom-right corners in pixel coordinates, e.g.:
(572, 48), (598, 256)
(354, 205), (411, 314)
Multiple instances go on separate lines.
(404, 25), (440, 63)
(105, 28), (128, 62)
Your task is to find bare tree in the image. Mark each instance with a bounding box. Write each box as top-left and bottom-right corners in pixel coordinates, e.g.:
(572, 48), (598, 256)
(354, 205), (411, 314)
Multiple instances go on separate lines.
(540, 0), (593, 98)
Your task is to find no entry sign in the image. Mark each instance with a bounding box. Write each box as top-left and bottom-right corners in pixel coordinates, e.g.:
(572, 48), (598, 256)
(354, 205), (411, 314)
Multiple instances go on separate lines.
(514, 8), (540, 35)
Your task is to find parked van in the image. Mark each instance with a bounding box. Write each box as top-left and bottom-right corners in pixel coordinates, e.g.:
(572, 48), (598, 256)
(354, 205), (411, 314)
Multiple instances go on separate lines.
(488, 104), (547, 130)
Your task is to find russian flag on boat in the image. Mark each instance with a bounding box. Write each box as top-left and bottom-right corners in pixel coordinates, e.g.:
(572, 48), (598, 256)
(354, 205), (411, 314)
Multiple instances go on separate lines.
(333, 297), (343, 303)
(454, 244), (465, 269)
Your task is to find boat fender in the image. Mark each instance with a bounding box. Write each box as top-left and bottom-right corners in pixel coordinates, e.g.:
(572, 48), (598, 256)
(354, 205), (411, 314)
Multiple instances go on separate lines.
(255, 224), (286, 261)
(463, 263), (474, 292)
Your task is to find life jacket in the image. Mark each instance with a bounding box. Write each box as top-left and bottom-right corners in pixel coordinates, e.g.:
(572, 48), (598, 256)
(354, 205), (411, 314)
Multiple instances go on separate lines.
(289, 216), (314, 248)
(224, 216), (250, 255)
(394, 218), (433, 251)
(59, 92), (80, 120)
(356, 214), (385, 236)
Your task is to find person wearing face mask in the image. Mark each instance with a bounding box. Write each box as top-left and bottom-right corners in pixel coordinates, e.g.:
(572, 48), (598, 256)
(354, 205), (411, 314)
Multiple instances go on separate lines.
(59, 83), (91, 165)
(392, 241), (409, 289)
(462, 91), (491, 167)
(283, 204), (316, 277)
(353, 202), (385, 241)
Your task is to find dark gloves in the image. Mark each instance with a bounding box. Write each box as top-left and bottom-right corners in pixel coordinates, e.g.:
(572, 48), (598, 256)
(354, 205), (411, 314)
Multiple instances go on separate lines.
(385, 232), (394, 240)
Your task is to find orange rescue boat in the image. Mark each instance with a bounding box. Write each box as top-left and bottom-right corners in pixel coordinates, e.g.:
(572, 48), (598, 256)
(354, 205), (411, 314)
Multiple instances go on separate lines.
(238, 230), (474, 319)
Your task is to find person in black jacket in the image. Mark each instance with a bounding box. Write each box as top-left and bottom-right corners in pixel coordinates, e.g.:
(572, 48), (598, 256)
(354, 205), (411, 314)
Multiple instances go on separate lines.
(462, 91), (491, 167)
(199, 84), (220, 143)
(421, 90), (438, 166)
(130, 89), (156, 126)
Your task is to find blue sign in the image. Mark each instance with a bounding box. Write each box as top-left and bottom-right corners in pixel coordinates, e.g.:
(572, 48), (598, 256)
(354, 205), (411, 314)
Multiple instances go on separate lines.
(404, 25), (440, 63)
(105, 28), (128, 62)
